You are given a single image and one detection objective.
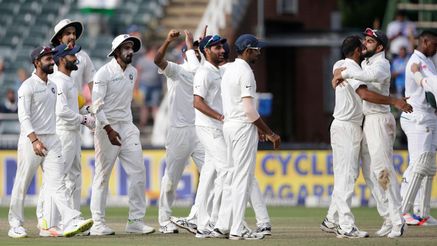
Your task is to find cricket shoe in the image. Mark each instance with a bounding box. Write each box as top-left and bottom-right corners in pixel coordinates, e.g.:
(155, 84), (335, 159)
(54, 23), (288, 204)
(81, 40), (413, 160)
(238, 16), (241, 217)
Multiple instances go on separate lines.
(255, 222), (272, 236)
(125, 219), (155, 234)
(387, 223), (407, 238)
(90, 222), (115, 235)
(63, 218), (94, 237)
(211, 228), (229, 238)
(320, 218), (337, 233)
(375, 220), (392, 237)
(159, 222), (179, 234)
(8, 226), (27, 238)
(170, 216), (197, 234)
(229, 231), (264, 240)
(195, 229), (213, 238)
(336, 226), (369, 239)
(39, 226), (63, 237)
(418, 215), (437, 226)
(403, 213), (421, 226)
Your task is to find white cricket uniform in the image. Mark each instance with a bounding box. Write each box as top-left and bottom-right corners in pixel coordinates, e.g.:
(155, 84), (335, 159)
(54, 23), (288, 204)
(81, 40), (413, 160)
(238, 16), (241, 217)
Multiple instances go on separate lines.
(158, 50), (205, 226)
(219, 58), (267, 236)
(342, 51), (403, 226)
(91, 58), (146, 224)
(193, 61), (230, 231)
(326, 59), (389, 226)
(400, 50), (437, 215)
(9, 73), (81, 229)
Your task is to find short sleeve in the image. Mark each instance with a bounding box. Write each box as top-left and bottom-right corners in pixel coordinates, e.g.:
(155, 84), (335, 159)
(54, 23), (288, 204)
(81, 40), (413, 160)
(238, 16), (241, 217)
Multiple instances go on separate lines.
(240, 70), (257, 98)
(193, 68), (208, 98)
(159, 61), (179, 80)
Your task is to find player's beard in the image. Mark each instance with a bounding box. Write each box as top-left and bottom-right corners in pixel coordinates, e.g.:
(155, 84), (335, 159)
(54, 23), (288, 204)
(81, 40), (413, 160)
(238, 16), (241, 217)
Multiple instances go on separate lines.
(66, 60), (78, 71)
(41, 63), (54, 74)
(363, 48), (376, 58)
(120, 51), (133, 64)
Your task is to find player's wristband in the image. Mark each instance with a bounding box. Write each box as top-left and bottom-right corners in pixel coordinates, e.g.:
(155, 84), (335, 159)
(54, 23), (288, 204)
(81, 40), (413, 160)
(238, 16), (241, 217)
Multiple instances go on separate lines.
(31, 139), (39, 144)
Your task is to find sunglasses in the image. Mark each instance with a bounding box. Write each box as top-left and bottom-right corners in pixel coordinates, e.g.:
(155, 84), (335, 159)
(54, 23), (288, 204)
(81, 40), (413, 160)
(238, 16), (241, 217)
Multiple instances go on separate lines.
(364, 28), (378, 38)
(205, 35), (222, 48)
(247, 47), (261, 51)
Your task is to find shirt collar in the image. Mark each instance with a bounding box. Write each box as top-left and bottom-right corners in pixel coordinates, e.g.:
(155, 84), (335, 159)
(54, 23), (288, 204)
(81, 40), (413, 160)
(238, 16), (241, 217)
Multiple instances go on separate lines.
(365, 51), (385, 64)
(31, 73), (50, 85)
(344, 58), (361, 69)
(204, 60), (220, 73)
(235, 58), (252, 70)
(109, 58), (131, 73)
(54, 71), (73, 81)
(413, 49), (427, 60)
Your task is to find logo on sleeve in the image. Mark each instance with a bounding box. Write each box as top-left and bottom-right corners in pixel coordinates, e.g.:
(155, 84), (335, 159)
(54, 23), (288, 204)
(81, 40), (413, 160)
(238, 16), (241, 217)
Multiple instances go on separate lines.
(245, 85), (252, 88)
(51, 88), (56, 94)
(129, 74), (133, 80)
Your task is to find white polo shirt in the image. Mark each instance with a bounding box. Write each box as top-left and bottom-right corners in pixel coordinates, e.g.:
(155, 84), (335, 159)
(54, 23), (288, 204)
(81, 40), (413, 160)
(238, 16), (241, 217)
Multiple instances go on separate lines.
(52, 71), (81, 131)
(158, 49), (200, 128)
(332, 59), (366, 125)
(17, 73), (57, 136)
(193, 60), (223, 129)
(342, 51), (391, 115)
(221, 58), (257, 123)
(92, 58), (137, 127)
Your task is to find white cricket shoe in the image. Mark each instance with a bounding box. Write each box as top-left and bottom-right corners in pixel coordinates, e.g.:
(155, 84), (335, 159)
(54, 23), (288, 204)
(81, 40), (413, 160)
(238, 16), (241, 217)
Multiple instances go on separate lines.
(125, 219), (155, 234)
(320, 218), (337, 233)
(336, 226), (369, 239)
(195, 229), (213, 238)
(90, 222), (115, 236)
(211, 228), (229, 238)
(255, 222), (272, 236)
(159, 222), (179, 234)
(387, 223), (407, 238)
(170, 216), (197, 234)
(39, 226), (63, 237)
(63, 218), (94, 237)
(375, 220), (392, 237)
(229, 231), (264, 240)
(8, 226), (27, 238)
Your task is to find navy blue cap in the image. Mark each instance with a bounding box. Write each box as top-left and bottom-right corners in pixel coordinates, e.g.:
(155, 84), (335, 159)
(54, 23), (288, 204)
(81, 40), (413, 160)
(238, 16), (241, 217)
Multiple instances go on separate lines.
(235, 34), (266, 53)
(181, 40), (200, 53)
(53, 44), (81, 63)
(363, 28), (388, 48)
(199, 35), (227, 53)
(30, 46), (56, 62)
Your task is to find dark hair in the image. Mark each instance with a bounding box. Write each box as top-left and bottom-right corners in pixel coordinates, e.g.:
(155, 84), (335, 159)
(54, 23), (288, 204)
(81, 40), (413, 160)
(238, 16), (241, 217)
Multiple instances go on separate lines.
(419, 30), (437, 39)
(341, 35), (362, 58)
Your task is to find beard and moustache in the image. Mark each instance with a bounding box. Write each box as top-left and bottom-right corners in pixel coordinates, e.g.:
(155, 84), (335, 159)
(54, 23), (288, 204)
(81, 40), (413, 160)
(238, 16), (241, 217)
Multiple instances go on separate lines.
(41, 63), (54, 74)
(66, 60), (78, 71)
(120, 52), (133, 64)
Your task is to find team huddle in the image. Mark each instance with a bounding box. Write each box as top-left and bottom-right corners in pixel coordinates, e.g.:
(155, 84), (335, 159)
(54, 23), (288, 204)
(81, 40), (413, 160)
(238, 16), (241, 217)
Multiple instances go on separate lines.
(7, 19), (280, 240)
(320, 28), (437, 239)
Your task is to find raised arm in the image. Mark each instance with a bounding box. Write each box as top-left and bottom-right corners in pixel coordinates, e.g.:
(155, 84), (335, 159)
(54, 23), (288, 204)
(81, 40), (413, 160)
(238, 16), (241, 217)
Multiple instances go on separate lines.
(154, 29), (180, 70)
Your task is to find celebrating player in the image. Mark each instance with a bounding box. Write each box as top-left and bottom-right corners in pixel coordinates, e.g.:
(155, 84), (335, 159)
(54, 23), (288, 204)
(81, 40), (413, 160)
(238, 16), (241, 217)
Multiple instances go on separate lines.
(90, 34), (154, 235)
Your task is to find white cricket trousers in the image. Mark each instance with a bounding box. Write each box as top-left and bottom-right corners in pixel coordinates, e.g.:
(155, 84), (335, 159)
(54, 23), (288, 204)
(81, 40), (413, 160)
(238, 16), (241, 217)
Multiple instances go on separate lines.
(330, 119), (361, 232)
(222, 121), (263, 236)
(158, 126), (204, 225)
(326, 136), (389, 224)
(364, 113), (403, 226)
(400, 114), (437, 215)
(9, 134), (81, 228)
(91, 122), (146, 224)
(36, 129), (82, 227)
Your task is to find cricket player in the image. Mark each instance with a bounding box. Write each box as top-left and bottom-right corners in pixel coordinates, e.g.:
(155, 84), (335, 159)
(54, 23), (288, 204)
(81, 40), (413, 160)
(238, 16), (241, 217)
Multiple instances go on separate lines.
(51, 19), (95, 95)
(217, 34), (280, 240)
(333, 28), (407, 238)
(90, 34), (154, 235)
(8, 46), (93, 238)
(324, 35), (413, 238)
(154, 29), (205, 234)
(35, 44), (100, 237)
(400, 30), (437, 226)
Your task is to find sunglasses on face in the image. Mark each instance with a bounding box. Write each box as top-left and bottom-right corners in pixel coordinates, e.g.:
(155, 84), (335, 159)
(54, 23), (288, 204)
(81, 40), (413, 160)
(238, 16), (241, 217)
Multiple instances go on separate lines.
(247, 47), (261, 51)
(205, 35), (222, 48)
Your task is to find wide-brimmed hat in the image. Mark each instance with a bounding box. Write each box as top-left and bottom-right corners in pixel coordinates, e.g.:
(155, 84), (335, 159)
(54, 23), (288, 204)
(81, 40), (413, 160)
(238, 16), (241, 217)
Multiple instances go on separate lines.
(50, 19), (83, 46)
(108, 34), (142, 57)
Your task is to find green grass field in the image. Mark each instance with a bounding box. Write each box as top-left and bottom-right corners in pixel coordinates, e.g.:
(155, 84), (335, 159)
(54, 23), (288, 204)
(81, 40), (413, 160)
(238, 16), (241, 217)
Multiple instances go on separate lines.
(0, 206), (436, 246)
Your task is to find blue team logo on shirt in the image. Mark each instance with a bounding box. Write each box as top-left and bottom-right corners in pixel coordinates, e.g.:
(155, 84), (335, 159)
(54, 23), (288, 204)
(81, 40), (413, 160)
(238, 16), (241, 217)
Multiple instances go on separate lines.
(51, 88), (55, 94)
(129, 74), (133, 80)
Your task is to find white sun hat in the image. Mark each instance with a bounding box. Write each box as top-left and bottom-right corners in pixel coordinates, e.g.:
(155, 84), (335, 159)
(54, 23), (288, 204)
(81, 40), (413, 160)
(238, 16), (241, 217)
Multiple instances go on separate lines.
(108, 34), (142, 57)
(50, 19), (83, 46)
